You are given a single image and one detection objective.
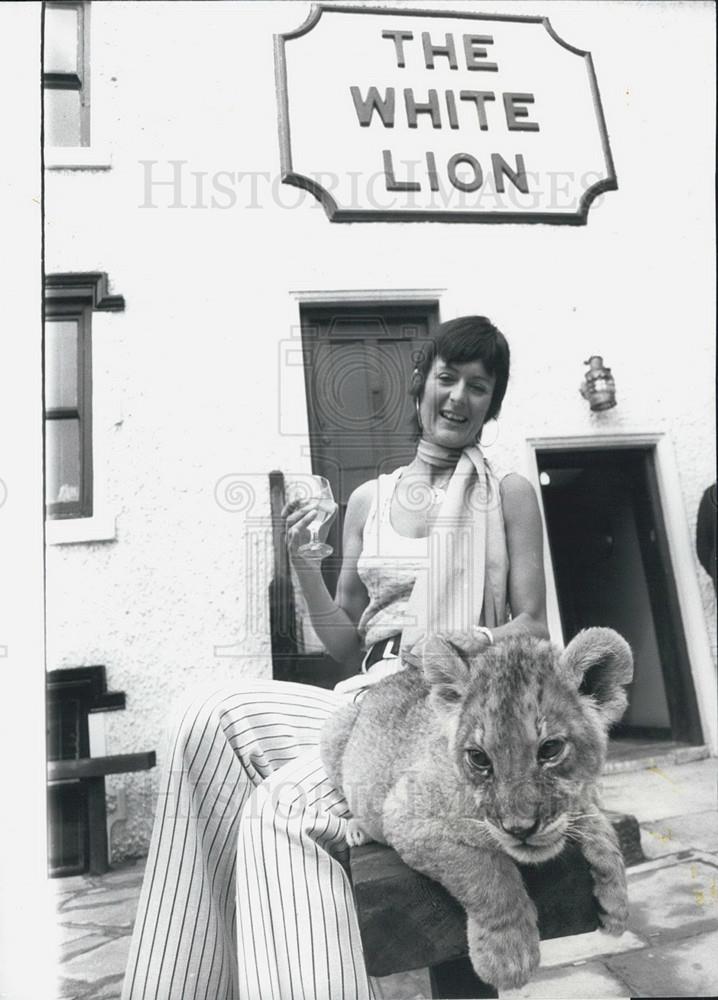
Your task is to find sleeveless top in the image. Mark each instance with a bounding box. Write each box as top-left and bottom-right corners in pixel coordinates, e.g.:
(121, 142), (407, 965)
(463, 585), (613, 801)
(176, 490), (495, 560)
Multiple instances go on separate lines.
(356, 467), (429, 651)
(356, 459), (512, 652)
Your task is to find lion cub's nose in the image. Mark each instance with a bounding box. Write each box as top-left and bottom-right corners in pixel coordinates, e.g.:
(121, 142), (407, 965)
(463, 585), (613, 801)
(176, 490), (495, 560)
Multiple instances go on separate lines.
(501, 818), (540, 841)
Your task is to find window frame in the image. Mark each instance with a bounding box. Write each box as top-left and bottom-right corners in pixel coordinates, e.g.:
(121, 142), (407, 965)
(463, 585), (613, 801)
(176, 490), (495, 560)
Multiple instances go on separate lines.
(44, 301), (93, 519)
(42, 0), (91, 148)
(44, 273), (125, 530)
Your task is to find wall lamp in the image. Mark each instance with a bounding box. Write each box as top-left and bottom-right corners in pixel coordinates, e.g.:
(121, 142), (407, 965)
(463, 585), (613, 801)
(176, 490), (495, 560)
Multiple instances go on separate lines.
(580, 355), (617, 411)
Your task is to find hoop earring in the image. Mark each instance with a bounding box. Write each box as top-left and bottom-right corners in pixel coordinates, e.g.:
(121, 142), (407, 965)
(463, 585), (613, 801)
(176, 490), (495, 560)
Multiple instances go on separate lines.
(414, 397), (424, 433)
(478, 419), (499, 447)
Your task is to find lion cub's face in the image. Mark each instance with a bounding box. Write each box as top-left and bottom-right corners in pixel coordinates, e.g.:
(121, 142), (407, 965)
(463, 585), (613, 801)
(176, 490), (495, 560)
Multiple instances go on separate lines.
(413, 630), (633, 864)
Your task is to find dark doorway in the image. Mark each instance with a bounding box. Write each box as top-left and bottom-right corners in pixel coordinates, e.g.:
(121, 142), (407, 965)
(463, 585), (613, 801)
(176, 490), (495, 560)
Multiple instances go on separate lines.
(300, 302), (439, 595)
(537, 447), (702, 752)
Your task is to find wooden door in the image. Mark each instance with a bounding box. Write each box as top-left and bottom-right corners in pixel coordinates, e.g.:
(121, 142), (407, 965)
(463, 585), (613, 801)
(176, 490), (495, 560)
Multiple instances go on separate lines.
(300, 302), (439, 595)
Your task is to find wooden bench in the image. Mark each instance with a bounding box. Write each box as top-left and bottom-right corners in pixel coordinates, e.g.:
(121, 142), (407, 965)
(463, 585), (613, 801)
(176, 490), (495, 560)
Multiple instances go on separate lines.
(351, 815), (642, 998)
(47, 666), (156, 876)
(267, 470), (643, 995)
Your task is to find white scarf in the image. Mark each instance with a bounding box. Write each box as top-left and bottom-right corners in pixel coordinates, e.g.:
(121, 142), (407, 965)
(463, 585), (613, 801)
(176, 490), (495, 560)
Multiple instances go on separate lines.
(399, 441), (508, 654)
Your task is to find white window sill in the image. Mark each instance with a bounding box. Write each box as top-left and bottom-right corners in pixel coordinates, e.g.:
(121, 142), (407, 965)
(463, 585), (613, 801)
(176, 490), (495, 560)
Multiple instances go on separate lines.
(46, 512), (117, 546)
(45, 147), (112, 171)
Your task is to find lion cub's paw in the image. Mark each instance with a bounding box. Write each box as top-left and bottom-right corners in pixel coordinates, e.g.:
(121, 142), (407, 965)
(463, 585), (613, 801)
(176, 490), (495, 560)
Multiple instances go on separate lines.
(467, 914), (540, 991)
(597, 888), (629, 936)
(345, 818), (373, 848)
(592, 868), (629, 936)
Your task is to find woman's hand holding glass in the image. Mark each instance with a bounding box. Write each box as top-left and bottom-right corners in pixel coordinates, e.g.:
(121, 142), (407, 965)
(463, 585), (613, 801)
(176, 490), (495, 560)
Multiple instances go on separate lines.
(282, 475), (338, 563)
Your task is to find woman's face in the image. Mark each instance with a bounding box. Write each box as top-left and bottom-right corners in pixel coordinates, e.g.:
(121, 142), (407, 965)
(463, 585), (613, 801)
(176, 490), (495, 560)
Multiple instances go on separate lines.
(418, 356), (496, 448)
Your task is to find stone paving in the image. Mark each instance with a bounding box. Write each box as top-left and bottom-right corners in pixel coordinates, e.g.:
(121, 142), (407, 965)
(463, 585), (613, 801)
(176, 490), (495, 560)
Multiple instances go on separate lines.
(53, 862), (144, 1000)
(51, 756), (718, 999)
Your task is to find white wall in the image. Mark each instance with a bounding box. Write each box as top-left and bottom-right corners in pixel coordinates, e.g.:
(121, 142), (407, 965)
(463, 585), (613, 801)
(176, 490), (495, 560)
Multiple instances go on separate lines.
(44, 0), (716, 857)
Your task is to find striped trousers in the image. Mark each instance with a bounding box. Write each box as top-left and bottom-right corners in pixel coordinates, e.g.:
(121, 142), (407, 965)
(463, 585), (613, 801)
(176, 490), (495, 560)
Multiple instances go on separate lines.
(121, 680), (376, 1000)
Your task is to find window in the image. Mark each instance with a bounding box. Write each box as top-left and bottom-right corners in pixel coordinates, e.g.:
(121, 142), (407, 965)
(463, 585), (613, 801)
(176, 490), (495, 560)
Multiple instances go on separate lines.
(43, 1), (90, 147)
(44, 273), (124, 523)
(45, 302), (93, 518)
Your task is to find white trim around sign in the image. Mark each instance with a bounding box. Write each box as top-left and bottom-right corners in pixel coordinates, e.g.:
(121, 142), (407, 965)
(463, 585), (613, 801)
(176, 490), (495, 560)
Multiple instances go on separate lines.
(524, 432), (717, 755)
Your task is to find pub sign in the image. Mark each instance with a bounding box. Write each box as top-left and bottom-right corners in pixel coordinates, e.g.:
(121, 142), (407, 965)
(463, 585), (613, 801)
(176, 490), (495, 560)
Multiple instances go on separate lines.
(275, 4), (617, 224)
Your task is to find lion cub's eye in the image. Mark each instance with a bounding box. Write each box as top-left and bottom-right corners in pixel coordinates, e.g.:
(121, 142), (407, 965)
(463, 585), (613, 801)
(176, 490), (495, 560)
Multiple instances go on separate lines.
(537, 738), (566, 763)
(466, 748), (492, 772)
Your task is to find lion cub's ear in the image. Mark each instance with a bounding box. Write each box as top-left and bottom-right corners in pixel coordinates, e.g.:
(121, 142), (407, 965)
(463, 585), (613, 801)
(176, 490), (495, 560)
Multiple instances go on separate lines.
(403, 633), (472, 706)
(560, 628), (634, 724)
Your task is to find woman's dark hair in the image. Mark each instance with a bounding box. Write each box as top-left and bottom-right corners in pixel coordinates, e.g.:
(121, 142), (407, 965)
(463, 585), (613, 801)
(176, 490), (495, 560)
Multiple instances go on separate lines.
(410, 315), (510, 423)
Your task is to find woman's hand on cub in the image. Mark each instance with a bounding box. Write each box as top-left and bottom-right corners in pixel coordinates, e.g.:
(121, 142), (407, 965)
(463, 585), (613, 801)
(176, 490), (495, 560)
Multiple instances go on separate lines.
(435, 629), (493, 659)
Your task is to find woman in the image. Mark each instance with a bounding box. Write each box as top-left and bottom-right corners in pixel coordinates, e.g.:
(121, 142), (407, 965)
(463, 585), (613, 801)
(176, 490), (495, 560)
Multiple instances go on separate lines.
(122, 316), (548, 1000)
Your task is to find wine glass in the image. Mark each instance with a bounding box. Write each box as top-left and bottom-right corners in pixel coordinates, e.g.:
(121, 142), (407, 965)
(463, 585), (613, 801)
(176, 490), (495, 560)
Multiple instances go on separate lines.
(286, 474), (337, 559)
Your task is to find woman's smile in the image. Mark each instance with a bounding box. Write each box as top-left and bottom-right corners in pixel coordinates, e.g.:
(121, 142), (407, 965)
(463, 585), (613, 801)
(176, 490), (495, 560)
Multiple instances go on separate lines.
(439, 410), (468, 425)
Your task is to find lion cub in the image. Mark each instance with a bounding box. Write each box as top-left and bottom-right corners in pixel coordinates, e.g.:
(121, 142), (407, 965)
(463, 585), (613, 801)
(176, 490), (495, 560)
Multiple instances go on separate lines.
(321, 628), (633, 990)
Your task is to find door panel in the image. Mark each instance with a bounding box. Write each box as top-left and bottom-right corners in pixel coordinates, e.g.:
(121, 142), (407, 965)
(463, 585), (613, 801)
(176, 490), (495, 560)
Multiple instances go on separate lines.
(300, 303), (439, 595)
